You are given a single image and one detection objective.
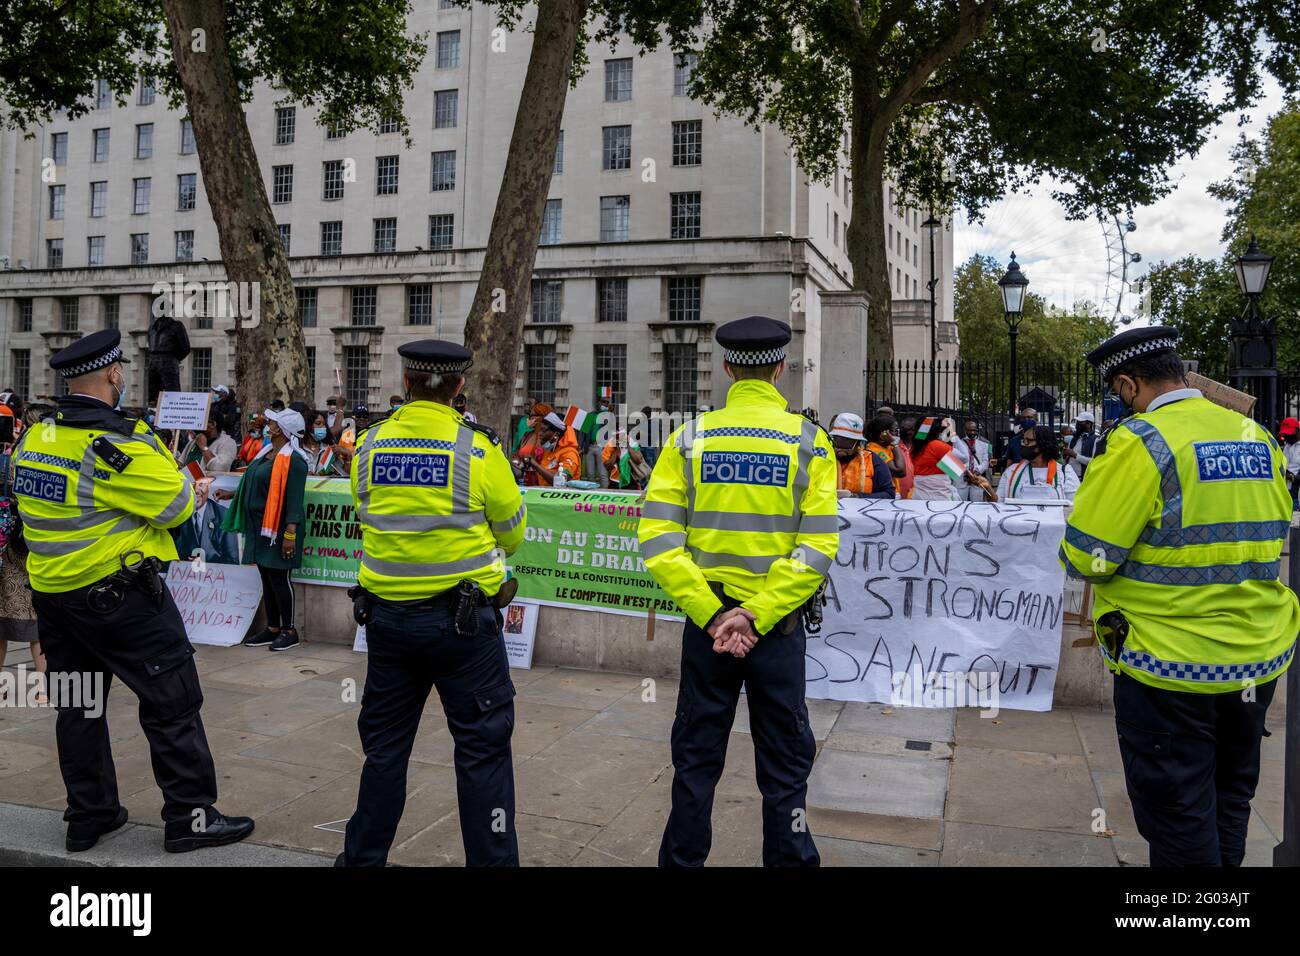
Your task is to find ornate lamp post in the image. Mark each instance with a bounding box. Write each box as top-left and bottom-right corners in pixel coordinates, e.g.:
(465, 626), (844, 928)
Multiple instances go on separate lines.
(922, 211), (942, 406)
(1231, 234), (1276, 428)
(998, 252), (1029, 421)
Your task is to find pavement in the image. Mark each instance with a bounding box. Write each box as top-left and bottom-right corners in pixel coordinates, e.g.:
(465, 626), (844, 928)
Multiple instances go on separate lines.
(0, 640), (1288, 867)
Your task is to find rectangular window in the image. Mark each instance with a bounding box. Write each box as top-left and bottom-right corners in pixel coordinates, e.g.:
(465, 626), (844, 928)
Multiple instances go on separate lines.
(670, 191), (701, 239)
(17, 299), (33, 332)
(530, 279), (563, 324)
(190, 348), (212, 392)
(434, 89), (458, 128)
(133, 177), (151, 214)
(177, 173), (197, 211)
(594, 344), (627, 408)
(597, 278), (628, 323)
(376, 155), (399, 195)
(350, 286), (377, 326)
(60, 298), (79, 331)
(51, 131), (68, 165)
(296, 287), (318, 327)
(553, 129), (564, 175)
(377, 112), (400, 135)
(428, 213), (454, 249)
(437, 30), (461, 68)
(668, 276), (701, 322)
(47, 239), (63, 268)
(179, 118), (196, 154)
(87, 236), (105, 266)
(322, 160), (345, 200)
(10, 350), (30, 400)
(138, 75), (155, 106)
(92, 128), (110, 162)
(430, 150), (456, 191)
(525, 344), (557, 406)
(373, 217), (397, 253)
(325, 119), (345, 140)
(406, 284), (433, 325)
(130, 233), (149, 265)
(439, 0), (457, 8)
(275, 106), (296, 145)
(672, 120), (702, 166)
(278, 223), (292, 254)
(49, 184), (65, 220)
(135, 123), (153, 159)
(604, 58), (632, 101)
(663, 343), (698, 414)
(539, 199), (562, 245)
(306, 346), (317, 390)
(602, 125), (632, 171)
(344, 346), (369, 407)
(272, 164), (294, 203)
(600, 195), (630, 242)
(320, 221), (343, 256)
(673, 52), (698, 97)
(102, 296), (119, 329)
(95, 78), (111, 109)
(175, 230), (194, 262)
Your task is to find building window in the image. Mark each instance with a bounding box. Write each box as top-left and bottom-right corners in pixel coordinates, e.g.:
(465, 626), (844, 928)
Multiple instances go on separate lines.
(673, 52), (698, 97)
(670, 191), (701, 239)
(130, 233), (149, 265)
(525, 344), (557, 406)
(278, 223), (292, 254)
(95, 78), (112, 109)
(373, 217), (397, 253)
(376, 155), (399, 195)
(350, 286), (377, 326)
(377, 112), (400, 135)
(324, 117), (346, 140)
(598, 278), (628, 323)
(321, 221), (343, 256)
(306, 346), (317, 389)
(539, 199), (562, 245)
(87, 236), (105, 266)
(135, 123), (153, 159)
(406, 284), (433, 325)
(604, 58), (632, 101)
(89, 181), (107, 217)
(175, 230), (194, 262)
(436, 30), (461, 68)
(530, 279), (563, 324)
(177, 173), (197, 211)
(133, 177), (151, 214)
(428, 214), (454, 249)
(553, 130), (564, 175)
(344, 346), (370, 407)
(189, 348), (212, 391)
(602, 125), (632, 171)
(92, 128), (110, 162)
(322, 160), (345, 200)
(17, 299), (33, 332)
(60, 298), (79, 332)
(434, 89), (458, 128)
(51, 131), (68, 165)
(179, 118), (196, 154)
(275, 106), (296, 145)
(672, 120), (702, 166)
(439, 0), (457, 8)
(10, 351), (30, 400)
(138, 75), (155, 106)
(594, 344), (627, 408)
(272, 164), (294, 203)
(47, 239), (63, 268)
(296, 287), (317, 327)
(600, 195), (630, 242)
(48, 184), (65, 220)
(663, 343), (698, 414)
(102, 296), (119, 329)
(668, 276), (701, 322)
(430, 150), (456, 191)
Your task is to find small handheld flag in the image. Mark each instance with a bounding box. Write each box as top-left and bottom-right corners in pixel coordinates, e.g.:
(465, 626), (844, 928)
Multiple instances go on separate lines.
(936, 448), (966, 482)
(915, 417), (936, 441)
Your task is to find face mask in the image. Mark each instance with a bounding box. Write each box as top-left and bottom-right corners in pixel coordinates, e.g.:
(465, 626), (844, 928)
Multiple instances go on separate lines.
(391, 404), (402, 411)
(262, 434), (272, 447)
(544, 439), (557, 451)
(1020, 445), (1038, 462)
(111, 369), (128, 411)
(1111, 379), (1135, 417)
(248, 427), (260, 439)
(313, 426), (328, 441)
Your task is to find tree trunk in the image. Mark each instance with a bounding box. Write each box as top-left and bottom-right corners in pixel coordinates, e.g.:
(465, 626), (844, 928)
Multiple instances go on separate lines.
(845, 74), (895, 373)
(462, 0), (589, 438)
(159, 0), (307, 412)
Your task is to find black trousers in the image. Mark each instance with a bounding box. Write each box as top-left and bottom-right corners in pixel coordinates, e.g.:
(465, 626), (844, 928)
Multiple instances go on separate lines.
(31, 581), (218, 827)
(147, 361), (181, 405)
(257, 566), (295, 629)
(1114, 671), (1277, 867)
(660, 608), (820, 867)
(343, 601), (517, 867)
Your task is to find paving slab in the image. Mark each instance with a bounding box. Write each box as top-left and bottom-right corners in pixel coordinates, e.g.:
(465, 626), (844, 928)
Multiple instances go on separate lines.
(391, 811), (600, 867)
(199, 654), (354, 692)
(939, 821), (1118, 867)
(238, 710), (370, 772)
(823, 731), (953, 760)
(209, 678), (358, 737)
(819, 836), (939, 867)
(1071, 709), (1123, 773)
(516, 668), (644, 711)
(732, 695), (844, 742)
(806, 749), (948, 819)
(831, 703), (955, 743)
(955, 706), (1084, 755)
(515, 730), (670, 826)
(806, 806), (943, 851)
(947, 746), (1098, 835)
(573, 693), (678, 743)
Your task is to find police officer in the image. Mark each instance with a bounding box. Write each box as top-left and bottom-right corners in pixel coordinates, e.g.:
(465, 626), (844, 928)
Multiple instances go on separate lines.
(340, 339), (527, 867)
(11, 330), (254, 853)
(1061, 326), (1298, 867)
(638, 316), (838, 867)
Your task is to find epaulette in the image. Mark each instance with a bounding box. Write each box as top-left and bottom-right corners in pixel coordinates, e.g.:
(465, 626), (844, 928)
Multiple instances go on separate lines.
(464, 418), (500, 446)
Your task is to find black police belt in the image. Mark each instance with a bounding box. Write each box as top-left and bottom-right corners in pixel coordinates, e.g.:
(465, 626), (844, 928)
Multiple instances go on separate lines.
(85, 550), (167, 614)
(348, 577), (519, 638)
(708, 580), (822, 637)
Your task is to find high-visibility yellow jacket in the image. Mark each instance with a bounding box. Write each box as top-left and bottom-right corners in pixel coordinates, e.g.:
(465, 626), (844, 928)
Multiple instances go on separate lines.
(637, 379), (839, 635)
(350, 399), (526, 601)
(1060, 391), (1298, 693)
(12, 405), (193, 593)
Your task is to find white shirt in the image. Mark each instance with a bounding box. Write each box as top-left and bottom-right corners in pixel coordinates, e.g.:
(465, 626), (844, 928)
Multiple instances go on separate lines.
(1283, 440), (1300, 479)
(996, 460), (1080, 502)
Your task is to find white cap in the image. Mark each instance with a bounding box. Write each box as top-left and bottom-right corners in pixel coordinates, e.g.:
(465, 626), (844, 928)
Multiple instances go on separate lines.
(1075, 411), (1095, 423)
(264, 406), (305, 437)
(211, 384), (230, 396)
(829, 412), (865, 441)
(543, 412), (567, 432)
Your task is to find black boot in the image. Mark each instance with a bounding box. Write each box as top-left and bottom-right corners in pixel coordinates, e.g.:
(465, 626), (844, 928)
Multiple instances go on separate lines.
(66, 806), (129, 852)
(163, 809), (255, 853)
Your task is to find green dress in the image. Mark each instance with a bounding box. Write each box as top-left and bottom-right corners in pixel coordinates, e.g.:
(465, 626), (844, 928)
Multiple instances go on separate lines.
(232, 450), (308, 570)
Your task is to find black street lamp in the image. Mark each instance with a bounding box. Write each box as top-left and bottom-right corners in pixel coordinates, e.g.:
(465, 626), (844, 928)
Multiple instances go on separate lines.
(922, 211), (942, 406)
(1231, 234), (1277, 427)
(998, 252), (1029, 421)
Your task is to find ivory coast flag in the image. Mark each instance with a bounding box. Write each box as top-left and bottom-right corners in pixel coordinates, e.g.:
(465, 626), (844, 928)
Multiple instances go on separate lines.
(915, 417), (936, 441)
(936, 448), (966, 481)
(564, 405), (603, 442)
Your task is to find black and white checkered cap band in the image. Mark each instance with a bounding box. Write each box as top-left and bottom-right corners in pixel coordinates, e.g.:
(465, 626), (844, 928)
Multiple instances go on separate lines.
(723, 346), (786, 366)
(59, 346), (122, 378)
(403, 358), (472, 373)
(1097, 337), (1177, 379)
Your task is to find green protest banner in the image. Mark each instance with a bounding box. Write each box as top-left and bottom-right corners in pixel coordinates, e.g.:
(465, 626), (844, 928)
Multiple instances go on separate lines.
(293, 478), (363, 587)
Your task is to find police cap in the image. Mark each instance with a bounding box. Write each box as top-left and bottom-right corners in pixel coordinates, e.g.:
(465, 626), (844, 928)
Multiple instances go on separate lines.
(398, 339), (473, 374)
(1085, 326), (1180, 383)
(50, 329), (130, 378)
(716, 315), (792, 366)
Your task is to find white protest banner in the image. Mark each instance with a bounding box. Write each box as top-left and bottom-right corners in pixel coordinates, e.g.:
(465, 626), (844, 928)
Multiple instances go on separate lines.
(808, 499), (1067, 712)
(156, 391), (211, 431)
(167, 560), (262, 646)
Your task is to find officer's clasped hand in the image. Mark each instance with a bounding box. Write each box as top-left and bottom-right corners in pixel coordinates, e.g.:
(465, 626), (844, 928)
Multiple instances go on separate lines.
(708, 607), (757, 658)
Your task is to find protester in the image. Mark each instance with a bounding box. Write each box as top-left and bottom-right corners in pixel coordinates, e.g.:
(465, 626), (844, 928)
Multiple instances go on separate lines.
(517, 412), (580, 486)
(178, 418), (238, 476)
(909, 415), (959, 500)
(514, 401), (552, 460)
(238, 413), (267, 467)
(828, 412), (893, 499)
(513, 396), (539, 452)
(302, 411), (344, 476)
(864, 415), (904, 495)
(895, 416), (918, 499)
(452, 392), (477, 423)
(977, 424), (1078, 502)
(325, 395), (345, 439)
(1006, 405), (1039, 463)
(210, 385), (242, 440)
(387, 394), (404, 414)
(219, 408), (310, 651)
(1065, 411), (1098, 479)
(954, 419), (993, 501)
(334, 403), (371, 468)
(0, 404), (50, 704)
(1281, 416), (1300, 508)
(146, 308), (190, 403)
(601, 429), (650, 490)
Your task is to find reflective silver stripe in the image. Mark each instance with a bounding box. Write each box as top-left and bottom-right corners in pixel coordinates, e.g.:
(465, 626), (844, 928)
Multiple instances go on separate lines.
(1059, 543), (1111, 583)
(1102, 638), (1295, 684)
(640, 531), (686, 559)
(797, 514), (839, 535)
(490, 501), (527, 534)
(76, 444), (99, 509)
(361, 549), (499, 578)
(360, 511), (484, 532)
(1065, 526), (1130, 565)
(154, 483), (193, 524)
(23, 514), (146, 556)
(679, 419), (698, 520)
(1138, 519), (1290, 548)
(641, 500), (687, 525)
(452, 425), (474, 512)
(790, 417), (818, 524)
(20, 507), (132, 532)
(100, 429), (165, 456)
(688, 548), (779, 574)
(354, 425), (380, 505)
(794, 547), (833, 575)
(1122, 419), (1181, 528)
(691, 510), (798, 533)
(1116, 559), (1281, 586)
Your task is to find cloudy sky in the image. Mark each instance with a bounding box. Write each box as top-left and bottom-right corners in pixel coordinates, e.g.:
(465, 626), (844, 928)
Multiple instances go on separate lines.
(953, 75), (1285, 326)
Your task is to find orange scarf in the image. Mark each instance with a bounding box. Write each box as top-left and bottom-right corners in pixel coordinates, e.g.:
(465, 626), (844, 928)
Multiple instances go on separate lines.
(260, 448), (293, 542)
